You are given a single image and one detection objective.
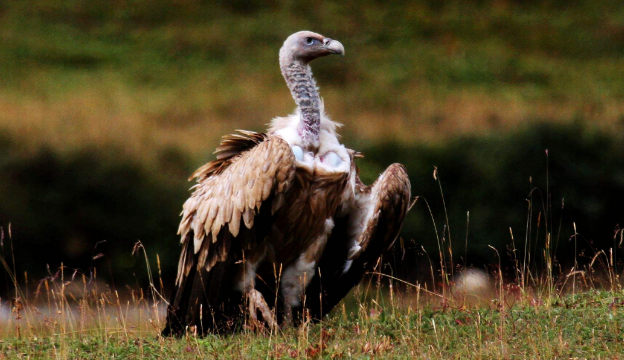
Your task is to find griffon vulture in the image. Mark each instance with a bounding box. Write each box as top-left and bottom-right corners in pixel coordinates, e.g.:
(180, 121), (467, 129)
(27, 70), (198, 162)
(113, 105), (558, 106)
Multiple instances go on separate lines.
(163, 31), (411, 335)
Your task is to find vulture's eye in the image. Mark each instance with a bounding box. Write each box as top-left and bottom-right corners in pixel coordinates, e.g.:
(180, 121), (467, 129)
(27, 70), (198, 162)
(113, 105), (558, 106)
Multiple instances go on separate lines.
(304, 37), (315, 45)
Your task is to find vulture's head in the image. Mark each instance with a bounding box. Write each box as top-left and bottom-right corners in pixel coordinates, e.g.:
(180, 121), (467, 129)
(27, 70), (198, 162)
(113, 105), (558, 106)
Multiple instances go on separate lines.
(280, 31), (345, 64)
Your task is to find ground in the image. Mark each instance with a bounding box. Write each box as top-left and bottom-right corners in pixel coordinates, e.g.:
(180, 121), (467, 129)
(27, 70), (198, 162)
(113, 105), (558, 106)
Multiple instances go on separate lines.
(1, 287), (622, 359)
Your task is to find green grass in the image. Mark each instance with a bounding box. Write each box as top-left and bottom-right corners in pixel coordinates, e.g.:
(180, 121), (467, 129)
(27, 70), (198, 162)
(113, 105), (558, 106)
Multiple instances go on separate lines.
(1, 289), (623, 359)
(1, 222), (622, 359)
(1, 0), (624, 157)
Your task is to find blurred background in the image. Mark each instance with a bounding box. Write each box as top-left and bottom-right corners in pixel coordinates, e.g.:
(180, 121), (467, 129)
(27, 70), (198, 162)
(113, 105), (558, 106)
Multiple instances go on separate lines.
(1, 0), (623, 296)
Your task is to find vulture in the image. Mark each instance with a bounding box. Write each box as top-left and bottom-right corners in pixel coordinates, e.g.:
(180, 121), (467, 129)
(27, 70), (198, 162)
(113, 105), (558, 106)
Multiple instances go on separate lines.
(163, 31), (411, 336)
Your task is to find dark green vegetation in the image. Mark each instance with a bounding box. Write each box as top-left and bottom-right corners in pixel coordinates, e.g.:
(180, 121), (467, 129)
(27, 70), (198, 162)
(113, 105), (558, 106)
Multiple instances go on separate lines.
(1, 123), (623, 293)
(384, 123), (624, 282)
(0, 137), (190, 279)
(1, 290), (623, 359)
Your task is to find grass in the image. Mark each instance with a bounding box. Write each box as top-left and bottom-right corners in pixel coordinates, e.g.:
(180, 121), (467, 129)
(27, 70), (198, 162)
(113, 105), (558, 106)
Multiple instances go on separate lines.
(1, 271), (623, 359)
(1, 0), (624, 163)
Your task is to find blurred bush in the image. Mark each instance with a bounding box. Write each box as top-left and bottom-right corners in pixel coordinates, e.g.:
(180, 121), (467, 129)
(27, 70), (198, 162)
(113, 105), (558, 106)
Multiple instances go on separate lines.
(1, 123), (623, 294)
(0, 135), (190, 295)
(362, 122), (624, 283)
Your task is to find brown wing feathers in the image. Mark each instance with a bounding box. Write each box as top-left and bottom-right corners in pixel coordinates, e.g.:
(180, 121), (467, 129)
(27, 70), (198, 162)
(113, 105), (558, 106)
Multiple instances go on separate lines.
(302, 163), (411, 321)
(177, 132), (296, 279)
(190, 130), (269, 182)
(351, 163), (411, 259)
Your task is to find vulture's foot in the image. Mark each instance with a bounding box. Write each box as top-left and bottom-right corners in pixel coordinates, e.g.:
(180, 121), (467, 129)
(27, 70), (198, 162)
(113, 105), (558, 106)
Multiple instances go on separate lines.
(247, 288), (278, 331)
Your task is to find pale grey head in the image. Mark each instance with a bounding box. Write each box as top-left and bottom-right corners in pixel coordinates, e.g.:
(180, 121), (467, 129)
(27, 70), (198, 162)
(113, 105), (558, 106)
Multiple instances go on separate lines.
(279, 30), (344, 66)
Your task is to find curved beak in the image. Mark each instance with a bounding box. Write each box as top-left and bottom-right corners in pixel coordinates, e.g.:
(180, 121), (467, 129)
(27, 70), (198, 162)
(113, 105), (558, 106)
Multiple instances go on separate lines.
(323, 38), (345, 56)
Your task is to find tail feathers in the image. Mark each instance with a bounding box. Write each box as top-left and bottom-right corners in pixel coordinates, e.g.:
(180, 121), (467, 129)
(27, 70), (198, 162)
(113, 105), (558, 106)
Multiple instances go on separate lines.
(162, 233), (243, 336)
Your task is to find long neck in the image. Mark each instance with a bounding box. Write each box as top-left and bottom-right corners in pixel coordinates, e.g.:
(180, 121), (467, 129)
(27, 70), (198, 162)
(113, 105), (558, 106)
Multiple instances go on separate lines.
(280, 58), (321, 149)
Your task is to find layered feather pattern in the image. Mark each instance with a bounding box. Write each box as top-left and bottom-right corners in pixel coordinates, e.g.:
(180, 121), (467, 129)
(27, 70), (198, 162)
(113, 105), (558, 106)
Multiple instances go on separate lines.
(176, 131), (296, 282)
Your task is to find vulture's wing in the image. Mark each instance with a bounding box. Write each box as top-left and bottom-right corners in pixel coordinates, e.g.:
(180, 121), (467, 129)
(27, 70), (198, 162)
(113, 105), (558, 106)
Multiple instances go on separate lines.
(164, 131), (296, 335)
(304, 163), (411, 320)
(177, 131), (296, 277)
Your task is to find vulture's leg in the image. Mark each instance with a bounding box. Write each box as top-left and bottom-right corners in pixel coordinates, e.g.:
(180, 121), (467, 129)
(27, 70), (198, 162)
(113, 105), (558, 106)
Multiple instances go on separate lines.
(280, 219), (334, 326)
(247, 288), (278, 330)
(237, 251), (278, 331)
(304, 163), (411, 321)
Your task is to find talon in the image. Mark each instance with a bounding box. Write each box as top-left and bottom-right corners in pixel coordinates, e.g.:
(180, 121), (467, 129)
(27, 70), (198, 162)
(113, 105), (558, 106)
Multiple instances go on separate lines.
(247, 289), (278, 331)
